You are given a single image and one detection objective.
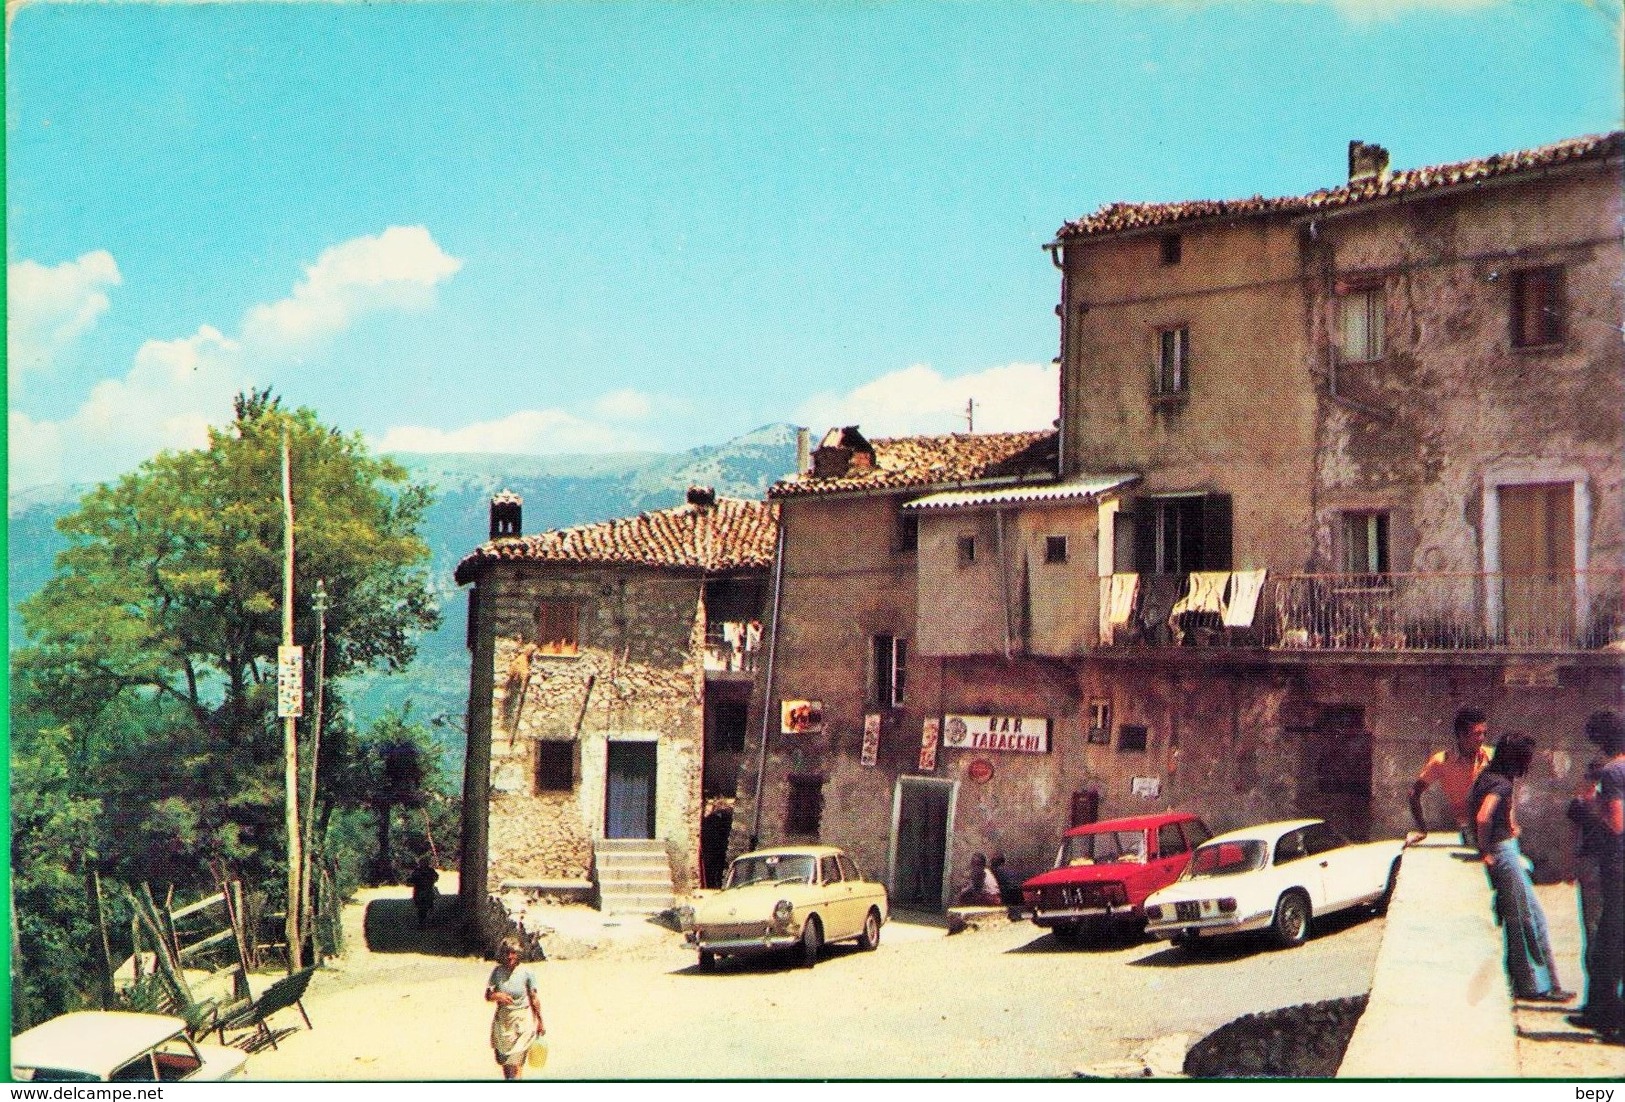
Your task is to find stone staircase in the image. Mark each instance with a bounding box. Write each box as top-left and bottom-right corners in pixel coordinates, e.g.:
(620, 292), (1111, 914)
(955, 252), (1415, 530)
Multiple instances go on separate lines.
(593, 839), (677, 914)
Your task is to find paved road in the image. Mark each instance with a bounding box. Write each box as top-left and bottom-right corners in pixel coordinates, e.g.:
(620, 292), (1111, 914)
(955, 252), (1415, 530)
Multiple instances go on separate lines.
(248, 889), (1385, 1080)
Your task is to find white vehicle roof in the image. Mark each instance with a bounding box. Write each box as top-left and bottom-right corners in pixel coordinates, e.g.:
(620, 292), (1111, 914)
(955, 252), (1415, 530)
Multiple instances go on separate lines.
(1197, 819), (1325, 848)
(12, 1011), (188, 1079)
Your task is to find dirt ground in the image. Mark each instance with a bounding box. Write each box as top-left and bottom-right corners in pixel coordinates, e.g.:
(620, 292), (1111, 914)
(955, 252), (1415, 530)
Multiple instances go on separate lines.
(1513, 882), (1625, 1078)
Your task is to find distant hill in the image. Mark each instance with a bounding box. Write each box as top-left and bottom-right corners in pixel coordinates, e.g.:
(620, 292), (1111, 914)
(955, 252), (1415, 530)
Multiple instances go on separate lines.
(9, 424), (800, 761)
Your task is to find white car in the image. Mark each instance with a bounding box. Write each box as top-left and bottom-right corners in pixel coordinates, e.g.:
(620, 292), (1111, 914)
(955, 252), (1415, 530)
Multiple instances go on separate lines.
(11, 1011), (249, 1082)
(1143, 819), (1403, 949)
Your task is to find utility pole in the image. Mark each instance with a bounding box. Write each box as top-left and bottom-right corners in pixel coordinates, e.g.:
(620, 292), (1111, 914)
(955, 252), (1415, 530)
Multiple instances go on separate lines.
(280, 430), (305, 971)
(300, 578), (329, 962)
(965, 398), (976, 433)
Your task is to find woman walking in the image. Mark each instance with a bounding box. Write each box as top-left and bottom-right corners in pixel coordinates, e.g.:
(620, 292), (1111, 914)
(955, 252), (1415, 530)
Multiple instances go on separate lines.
(1468, 734), (1572, 1003)
(485, 937), (545, 1079)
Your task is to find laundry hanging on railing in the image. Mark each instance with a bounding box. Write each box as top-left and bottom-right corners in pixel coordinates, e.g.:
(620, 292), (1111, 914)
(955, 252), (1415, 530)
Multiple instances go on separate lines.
(1223, 569), (1268, 628)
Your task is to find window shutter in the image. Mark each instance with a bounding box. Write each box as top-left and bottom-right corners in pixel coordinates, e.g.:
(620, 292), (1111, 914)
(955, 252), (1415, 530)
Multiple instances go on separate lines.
(1132, 507), (1157, 573)
(1201, 493), (1233, 571)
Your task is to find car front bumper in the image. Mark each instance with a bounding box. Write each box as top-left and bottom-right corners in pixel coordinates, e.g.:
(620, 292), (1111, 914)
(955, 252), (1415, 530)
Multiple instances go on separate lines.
(1145, 909), (1273, 940)
(1031, 905), (1138, 927)
(687, 928), (800, 955)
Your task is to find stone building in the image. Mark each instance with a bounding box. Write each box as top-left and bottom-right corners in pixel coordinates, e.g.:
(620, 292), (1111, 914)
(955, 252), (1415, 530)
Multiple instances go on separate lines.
(735, 132), (1624, 899)
(454, 487), (777, 931)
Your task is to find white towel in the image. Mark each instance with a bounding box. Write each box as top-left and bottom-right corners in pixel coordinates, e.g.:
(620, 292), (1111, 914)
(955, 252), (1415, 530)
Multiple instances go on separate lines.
(1171, 571), (1230, 618)
(1223, 569), (1267, 627)
(1107, 573), (1139, 626)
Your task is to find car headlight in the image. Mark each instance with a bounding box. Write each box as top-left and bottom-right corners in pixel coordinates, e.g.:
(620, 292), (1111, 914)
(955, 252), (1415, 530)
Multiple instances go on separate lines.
(675, 905), (696, 931)
(773, 899), (794, 925)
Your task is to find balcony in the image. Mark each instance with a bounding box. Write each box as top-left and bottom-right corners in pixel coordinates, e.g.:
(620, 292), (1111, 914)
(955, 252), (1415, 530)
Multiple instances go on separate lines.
(703, 620), (762, 674)
(1099, 570), (1625, 654)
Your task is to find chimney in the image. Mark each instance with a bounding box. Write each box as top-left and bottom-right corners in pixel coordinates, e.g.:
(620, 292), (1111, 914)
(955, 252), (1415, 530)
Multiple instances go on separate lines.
(795, 427), (811, 476)
(811, 425), (875, 480)
(1348, 140), (1390, 186)
(686, 485), (717, 508)
(489, 490), (522, 539)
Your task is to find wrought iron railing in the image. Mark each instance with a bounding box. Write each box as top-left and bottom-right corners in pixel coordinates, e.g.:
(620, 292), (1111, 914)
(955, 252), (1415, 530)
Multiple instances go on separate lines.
(1098, 570), (1625, 653)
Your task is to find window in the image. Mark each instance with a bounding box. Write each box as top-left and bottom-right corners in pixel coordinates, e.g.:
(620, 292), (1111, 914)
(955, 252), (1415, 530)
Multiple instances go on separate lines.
(1274, 829), (1308, 865)
(1155, 326), (1189, 396)
(1160, 234), (1182, 266)
(1117, 724), (1148, 752)
(957, 535), (977, 566)
(820, 855), (842, 884)
(1088, 700), (1112, 744)
(1133, 494), (1232, 574)
(534, 601), (580, 656)
(785, 774), (824, 835)
(896, 511), (919, 553)
(1158, 822), (1191, 857)
(1044, 535), (1069, 564)
(535, 740), (575, 792)
(873, 634), (907, 709)
(837, 853), (861, 881)
(1511, 266), (1563, 348)
(1341, 512), (1390, 576)
(1338, 286), (1385, 362)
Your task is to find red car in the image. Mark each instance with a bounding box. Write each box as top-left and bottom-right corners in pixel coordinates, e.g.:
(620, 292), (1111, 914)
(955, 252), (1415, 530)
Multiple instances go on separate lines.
(1022, 811), (1212, 941)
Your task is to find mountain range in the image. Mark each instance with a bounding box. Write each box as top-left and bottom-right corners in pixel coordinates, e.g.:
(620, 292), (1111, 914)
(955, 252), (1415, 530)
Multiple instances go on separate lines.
(9, 423), (801, 753)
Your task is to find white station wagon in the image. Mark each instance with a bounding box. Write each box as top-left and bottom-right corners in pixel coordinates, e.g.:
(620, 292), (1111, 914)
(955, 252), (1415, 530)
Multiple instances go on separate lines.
(11, 1011), (249, 1082)
(1143, 819), (1404, 949)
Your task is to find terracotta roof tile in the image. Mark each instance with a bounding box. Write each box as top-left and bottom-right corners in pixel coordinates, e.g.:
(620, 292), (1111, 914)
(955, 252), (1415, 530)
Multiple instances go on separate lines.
(1056, 131), (1624, 241)
(454, 497), (778, 584)
(770, 430), (1057, 498)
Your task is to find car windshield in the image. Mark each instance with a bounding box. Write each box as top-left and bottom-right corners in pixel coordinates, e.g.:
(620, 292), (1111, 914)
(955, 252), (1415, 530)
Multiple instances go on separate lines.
(1183, 840), (1269, 879)
(1056, 830), (1147, 866)
(724, 854), (816, 888)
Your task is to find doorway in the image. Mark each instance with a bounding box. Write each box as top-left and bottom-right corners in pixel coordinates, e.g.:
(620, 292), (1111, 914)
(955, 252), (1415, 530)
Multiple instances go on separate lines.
(1497, 482), (1577, 646)
(605, 741), (657, 839)
(891, 778), (954, 910)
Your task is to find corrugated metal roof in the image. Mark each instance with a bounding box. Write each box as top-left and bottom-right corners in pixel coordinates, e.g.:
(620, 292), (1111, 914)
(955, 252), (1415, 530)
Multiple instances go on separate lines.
(903, 473), (1138, 511)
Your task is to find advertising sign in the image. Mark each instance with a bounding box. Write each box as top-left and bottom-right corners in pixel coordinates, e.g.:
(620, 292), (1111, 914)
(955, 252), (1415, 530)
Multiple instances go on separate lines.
(966, 758), (994, 784)
(941, 714), (1049, 753)
(276, 645), (304, 718)
(780, 700), (825, 734)
(861, 713), (881, 767)
(918, 717), (940, 771)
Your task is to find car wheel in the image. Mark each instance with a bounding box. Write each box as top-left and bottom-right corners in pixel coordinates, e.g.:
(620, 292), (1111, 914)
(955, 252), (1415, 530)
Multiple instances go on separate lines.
(857, 908), (881, 951)
(1372, 858), (1401, 917)
(1271, 890), (1312, 948)
(799, 915), (823, 967)
(698, 949), (716, 972)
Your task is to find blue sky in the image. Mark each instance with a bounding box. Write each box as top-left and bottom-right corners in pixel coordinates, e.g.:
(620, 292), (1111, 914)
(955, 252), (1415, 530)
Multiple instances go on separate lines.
(7, 0), (1621, 491)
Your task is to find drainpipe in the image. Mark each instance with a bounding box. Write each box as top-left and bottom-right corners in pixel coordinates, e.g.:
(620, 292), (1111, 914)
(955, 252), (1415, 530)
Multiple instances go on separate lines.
(748, 508), (788, 849)
(996, 509), (1013, 661)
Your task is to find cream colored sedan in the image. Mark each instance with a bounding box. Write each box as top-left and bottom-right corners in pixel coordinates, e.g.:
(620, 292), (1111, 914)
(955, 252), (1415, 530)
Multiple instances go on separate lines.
(678, 845), (888, 970)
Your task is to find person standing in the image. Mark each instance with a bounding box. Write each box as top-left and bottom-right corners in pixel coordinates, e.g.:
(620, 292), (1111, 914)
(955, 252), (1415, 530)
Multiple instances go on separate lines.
(408, 855), (439, 930)
(1468, 734), (1572, 1003)
(486, 937), (545, 1079)
(1407, 706), (1493, 846)
(1570, 710), (1625, 1040)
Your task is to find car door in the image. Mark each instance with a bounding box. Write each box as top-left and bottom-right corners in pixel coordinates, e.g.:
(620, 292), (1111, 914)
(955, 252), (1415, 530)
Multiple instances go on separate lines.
(839, 853), (882, 919)
(1144, 822), (1189, 902)
(820, 854), (858, 940)
(1272, 827), (1329, 911)
(1302, 822), (1362, 910)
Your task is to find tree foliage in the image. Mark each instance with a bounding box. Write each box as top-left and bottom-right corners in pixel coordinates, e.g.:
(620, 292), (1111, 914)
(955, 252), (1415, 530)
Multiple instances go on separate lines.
(11, 392), (444, 1018)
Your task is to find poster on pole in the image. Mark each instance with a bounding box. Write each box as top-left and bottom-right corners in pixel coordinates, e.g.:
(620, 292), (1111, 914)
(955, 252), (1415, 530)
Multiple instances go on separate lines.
(918, 717), (940, 772)
(861, 713), (881, 767)
(277, 645), (304, 718)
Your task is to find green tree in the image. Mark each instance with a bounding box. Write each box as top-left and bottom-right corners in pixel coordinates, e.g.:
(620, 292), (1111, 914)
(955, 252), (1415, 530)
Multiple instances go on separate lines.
(12, 392), (441, 995)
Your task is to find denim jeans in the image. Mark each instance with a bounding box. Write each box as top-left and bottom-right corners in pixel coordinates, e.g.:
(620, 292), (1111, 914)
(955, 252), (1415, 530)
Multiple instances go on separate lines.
(1485, 838), (1559, 998)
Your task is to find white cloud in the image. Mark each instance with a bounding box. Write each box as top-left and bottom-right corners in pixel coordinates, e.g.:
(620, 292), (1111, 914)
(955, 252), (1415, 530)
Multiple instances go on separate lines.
(241, 226), (462, 351)
(373, 408), (648, 455)
(591, 388), (656, 422)
(7, 228), (463, 491)
(795, 361), (1059, 439)
(7, 250), (122, 398)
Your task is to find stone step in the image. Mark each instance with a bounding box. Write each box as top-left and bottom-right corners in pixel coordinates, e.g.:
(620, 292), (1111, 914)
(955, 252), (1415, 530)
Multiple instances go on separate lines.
(594, 838), (670, 853)
(599, 892), (676, 914)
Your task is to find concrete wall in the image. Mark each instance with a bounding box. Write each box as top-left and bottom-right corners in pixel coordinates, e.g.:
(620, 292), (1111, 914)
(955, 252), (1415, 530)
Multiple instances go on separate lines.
(1061, 218), (1318, 574)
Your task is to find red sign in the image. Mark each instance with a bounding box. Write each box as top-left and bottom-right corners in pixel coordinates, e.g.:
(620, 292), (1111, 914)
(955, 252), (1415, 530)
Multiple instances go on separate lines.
(967, 758), (995, 784)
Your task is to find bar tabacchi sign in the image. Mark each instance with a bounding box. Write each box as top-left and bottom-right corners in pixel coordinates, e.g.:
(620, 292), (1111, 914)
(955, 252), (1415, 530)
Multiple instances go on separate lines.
(942, 714), (1049, 753)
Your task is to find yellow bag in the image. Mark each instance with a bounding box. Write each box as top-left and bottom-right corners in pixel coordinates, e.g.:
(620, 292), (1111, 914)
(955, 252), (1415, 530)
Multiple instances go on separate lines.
(527, 1038), (549, 1069)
